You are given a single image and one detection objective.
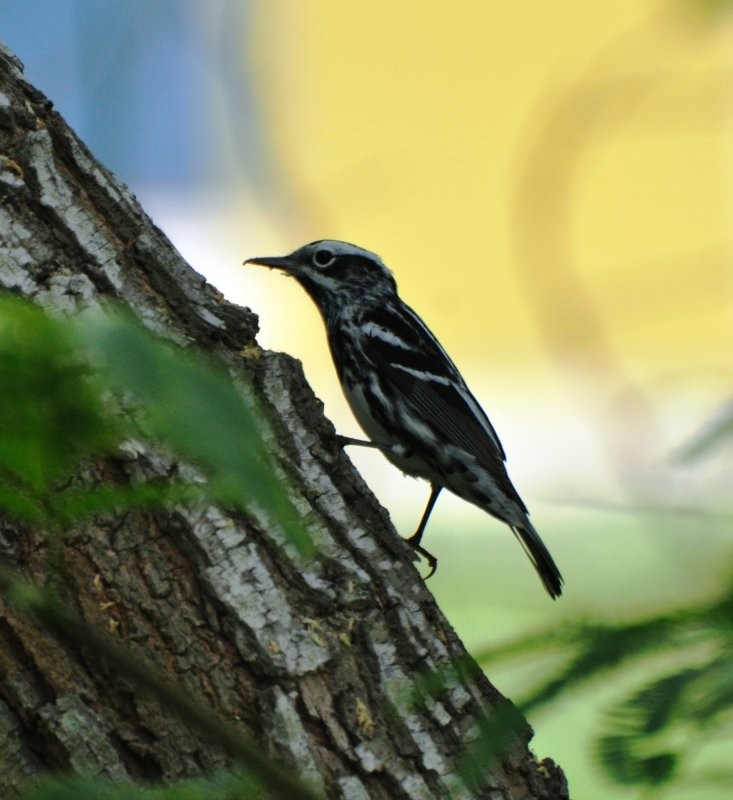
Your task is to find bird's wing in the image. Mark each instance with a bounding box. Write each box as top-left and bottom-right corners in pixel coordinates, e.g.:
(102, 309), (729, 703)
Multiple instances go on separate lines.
(355, 304), (507, 467)
(383, 361), (506, 469)
(381, 361), (529, 511)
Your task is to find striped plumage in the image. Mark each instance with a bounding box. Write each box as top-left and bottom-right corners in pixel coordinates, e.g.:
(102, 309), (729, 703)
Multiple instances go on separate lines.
(245, 240), (563, 598)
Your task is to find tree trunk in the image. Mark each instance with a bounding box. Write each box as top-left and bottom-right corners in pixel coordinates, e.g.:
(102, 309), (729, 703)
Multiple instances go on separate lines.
(0, 42), (568, 800)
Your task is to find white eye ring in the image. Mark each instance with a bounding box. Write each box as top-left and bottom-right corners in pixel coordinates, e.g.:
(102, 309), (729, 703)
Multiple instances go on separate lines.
(313, 248), (335, 267)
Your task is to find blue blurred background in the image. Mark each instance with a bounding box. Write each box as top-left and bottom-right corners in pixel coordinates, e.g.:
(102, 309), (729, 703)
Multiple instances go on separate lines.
(2, 0), (259, 187)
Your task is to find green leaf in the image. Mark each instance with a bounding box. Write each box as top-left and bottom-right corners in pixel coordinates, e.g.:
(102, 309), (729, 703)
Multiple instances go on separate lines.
(19, 771), (266, 800)
(475, 573), (733, 791)
(594, 670), (699, 786)
(52, 482), (202, 525)
(74, 309), (313, 555)
(675, 398), (733, 461)
(0, 481), (44, 521)
(476, 614), (684, 714)
(458, 703), (528, 790)
(0, 297), (114, 494)
(0, 296), (312, 553)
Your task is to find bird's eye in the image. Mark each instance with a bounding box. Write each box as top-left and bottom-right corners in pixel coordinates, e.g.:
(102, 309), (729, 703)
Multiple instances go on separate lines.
(312, 248), (335, 267)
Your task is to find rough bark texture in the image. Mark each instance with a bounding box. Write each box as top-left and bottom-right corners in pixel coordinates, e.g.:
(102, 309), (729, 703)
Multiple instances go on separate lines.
(0, 42), (568, 800)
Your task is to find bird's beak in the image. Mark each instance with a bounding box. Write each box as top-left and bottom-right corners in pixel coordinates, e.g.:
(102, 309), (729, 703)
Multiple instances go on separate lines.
(244, 255), (300, 273)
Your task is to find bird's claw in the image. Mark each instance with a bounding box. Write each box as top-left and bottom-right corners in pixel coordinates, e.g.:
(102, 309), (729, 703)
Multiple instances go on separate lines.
(407, 540), (438, 579)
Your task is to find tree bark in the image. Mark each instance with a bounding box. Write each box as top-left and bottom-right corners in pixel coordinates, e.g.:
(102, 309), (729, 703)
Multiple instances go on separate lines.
(0, 42), (568, 800)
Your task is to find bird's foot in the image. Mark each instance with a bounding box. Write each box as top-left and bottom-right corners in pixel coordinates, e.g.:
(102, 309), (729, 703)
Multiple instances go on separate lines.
(406, 536), (438, 579)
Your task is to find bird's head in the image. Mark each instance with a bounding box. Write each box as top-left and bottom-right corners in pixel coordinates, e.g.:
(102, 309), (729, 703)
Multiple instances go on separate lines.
(245, 240), (398, 316)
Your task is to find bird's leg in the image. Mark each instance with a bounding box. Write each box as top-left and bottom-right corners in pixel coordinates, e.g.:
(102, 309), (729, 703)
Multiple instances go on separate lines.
(409, 484), (442, 547)
(407, 484), (442, 578)
(339, 436), (442, 579)
(336, 434), (398, 453)
(337, 435), (383, 449)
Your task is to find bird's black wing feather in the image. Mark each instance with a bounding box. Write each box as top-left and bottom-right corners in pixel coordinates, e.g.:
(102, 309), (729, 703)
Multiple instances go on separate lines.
(389, 365), (503, 461)
(358, 303), (510, 471)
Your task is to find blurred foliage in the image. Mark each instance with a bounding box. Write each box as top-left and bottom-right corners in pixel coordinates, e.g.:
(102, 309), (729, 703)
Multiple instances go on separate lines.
(476, 558), (733, 792)
(0, 295), (323, 799)
(405, 656), (529, 790)
(19, 772), (265, 800)
(690, 0), (733, 20)
(0, 296), (311, 552)
(0, 300), (116, 515)
(675, 397), (733, 463)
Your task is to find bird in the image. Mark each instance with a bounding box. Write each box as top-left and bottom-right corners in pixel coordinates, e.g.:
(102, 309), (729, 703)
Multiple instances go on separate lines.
(245, 240), (563, 598)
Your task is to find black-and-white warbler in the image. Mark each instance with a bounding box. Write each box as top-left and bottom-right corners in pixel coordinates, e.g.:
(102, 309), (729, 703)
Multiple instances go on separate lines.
(245, 240), (563, 598)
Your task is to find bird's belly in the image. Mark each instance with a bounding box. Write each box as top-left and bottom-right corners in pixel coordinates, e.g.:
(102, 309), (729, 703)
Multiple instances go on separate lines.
(341, 377), (444, 483)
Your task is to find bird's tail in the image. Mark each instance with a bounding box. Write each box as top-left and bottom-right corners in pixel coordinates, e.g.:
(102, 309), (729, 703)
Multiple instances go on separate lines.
(511, 522), (563, 599)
